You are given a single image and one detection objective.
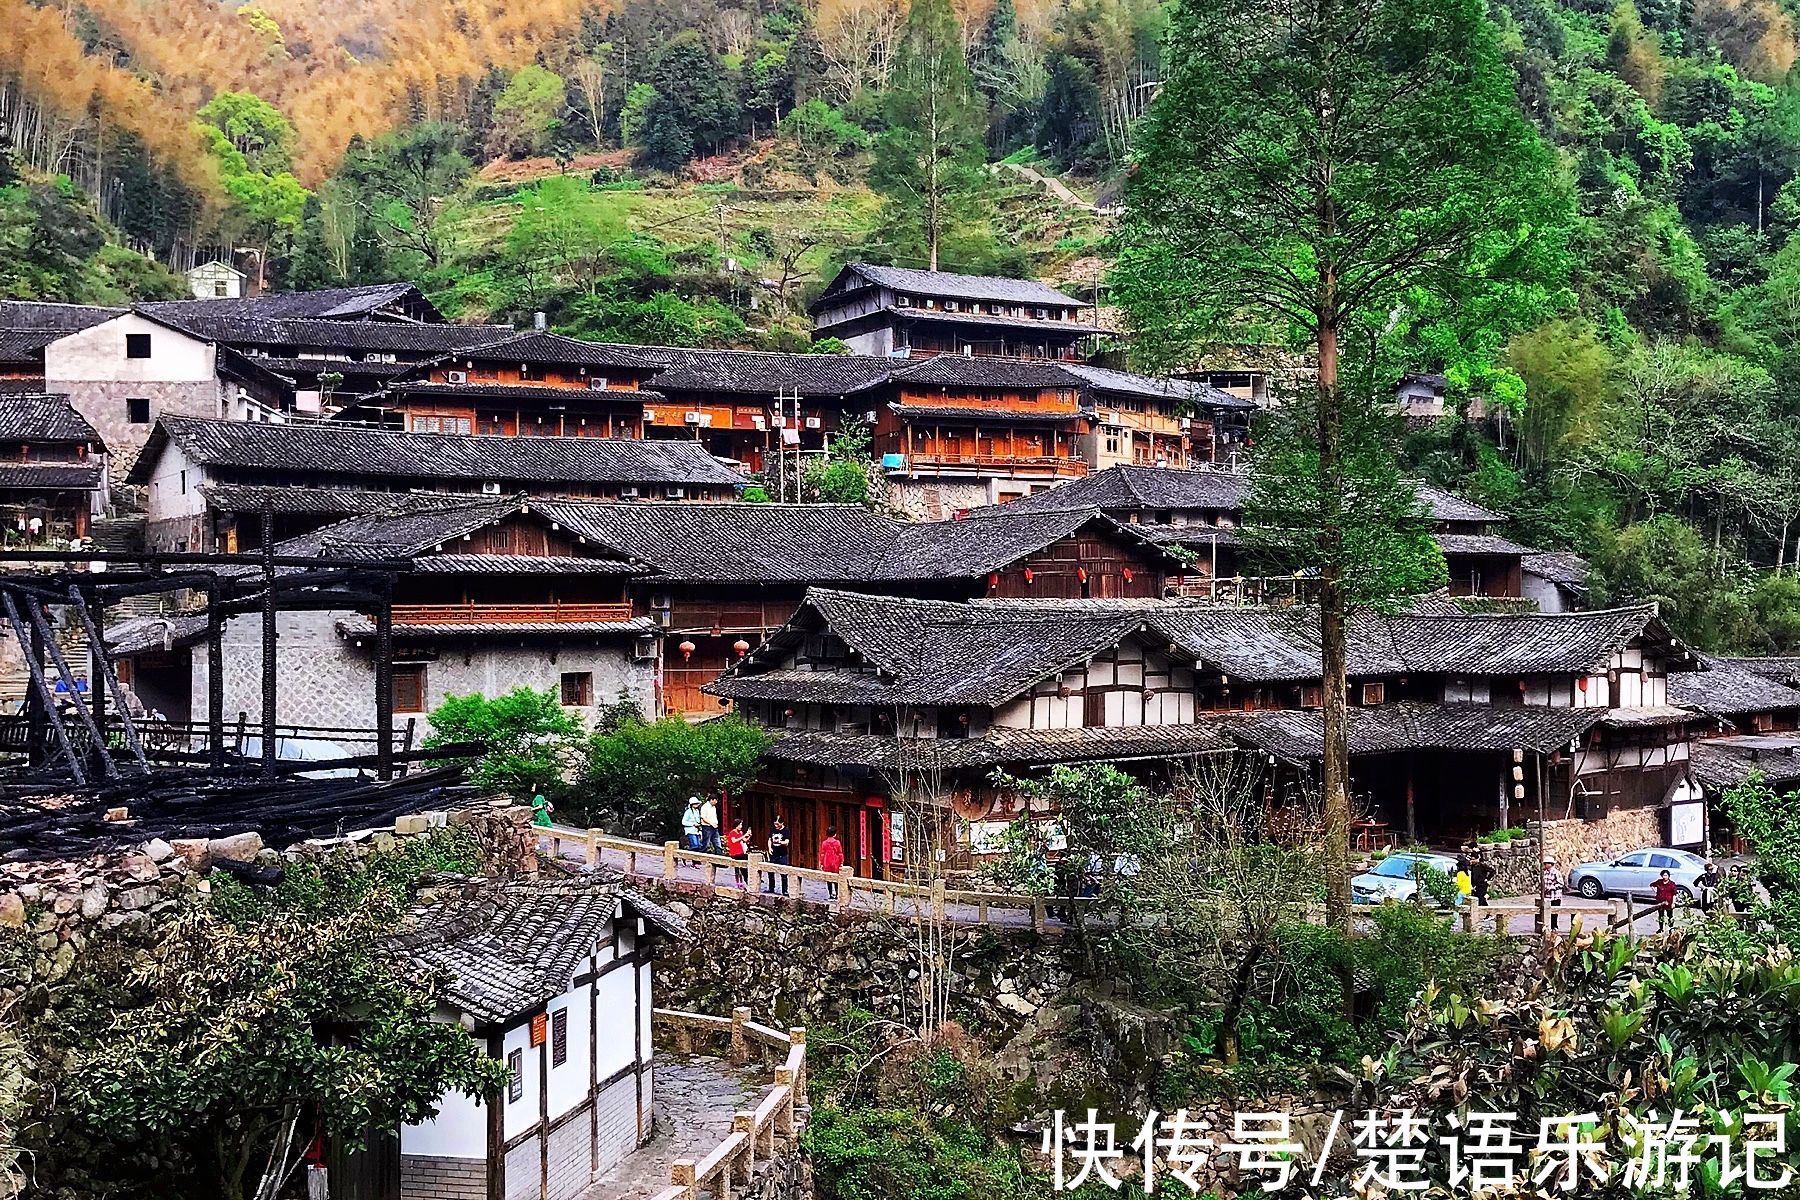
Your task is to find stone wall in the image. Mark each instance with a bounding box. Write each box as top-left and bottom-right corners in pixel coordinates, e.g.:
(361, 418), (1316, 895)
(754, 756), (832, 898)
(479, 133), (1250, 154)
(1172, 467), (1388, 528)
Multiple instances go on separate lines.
(885, 478), (998, 520)
(1537, 806), (1661, 873)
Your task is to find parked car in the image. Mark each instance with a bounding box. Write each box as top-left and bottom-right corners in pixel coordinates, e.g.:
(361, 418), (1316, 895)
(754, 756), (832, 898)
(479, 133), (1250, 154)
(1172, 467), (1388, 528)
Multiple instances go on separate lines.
(1351, 852), (1461, 906)
(1565, 848), (1707, 901)
(235, 735), (366, 781)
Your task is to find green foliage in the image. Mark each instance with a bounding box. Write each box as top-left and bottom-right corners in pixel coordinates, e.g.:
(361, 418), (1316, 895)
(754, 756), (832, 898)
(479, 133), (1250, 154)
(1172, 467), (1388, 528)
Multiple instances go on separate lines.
(424, 687), (586, 801)
(562, 289), (747, 347)
(196, 92), (296, 175)
(579, 712), (772, 834)
(44, 834), (505, 1199)
(1721, 769), (1800, 937)
(806, 1105), (1038, 1200)
(489, 66), (568, 159)
(0, 158), (180, 302)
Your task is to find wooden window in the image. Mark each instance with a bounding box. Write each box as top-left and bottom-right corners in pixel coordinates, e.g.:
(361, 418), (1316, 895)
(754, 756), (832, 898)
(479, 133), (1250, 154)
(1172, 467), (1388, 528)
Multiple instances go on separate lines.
(551, 1008), (569, 1067)
(126, 397), (151, 425)
(1083, 690), (1107, 727)
(506, 1049), (524, 1102)
(392, 664), (427, 713)
(125, 333), (152, 359)
(1300, 685), (1323, 709)
(1360, 682), (1386, 706)
(561, 672), (594, 706)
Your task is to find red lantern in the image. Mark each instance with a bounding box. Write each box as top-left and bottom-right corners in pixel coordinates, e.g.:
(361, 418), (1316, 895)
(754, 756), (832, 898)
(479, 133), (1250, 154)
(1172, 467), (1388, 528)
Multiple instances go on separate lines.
(1122, 567), (1134, 582)
(988, 571), (1000, 589)
(733, 638), (751, 656)
(1577, 677), (1589, 692)
(677, 639), (696, 660)
(1077, 566), (1089, 584)
(1023, 567), (1035, 584)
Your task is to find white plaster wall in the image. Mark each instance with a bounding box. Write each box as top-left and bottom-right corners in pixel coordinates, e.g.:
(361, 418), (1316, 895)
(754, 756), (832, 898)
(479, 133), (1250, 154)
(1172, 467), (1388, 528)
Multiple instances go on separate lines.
(502, 1021), (539, 1144)
(402, 1090), (489, 1158)
(46, 314), (215, 384)
(595, 967), (636, 1081)
(1521, 573), (1571, 613)
(546, 985), (593, 1122)
(142, 442), (208, 524)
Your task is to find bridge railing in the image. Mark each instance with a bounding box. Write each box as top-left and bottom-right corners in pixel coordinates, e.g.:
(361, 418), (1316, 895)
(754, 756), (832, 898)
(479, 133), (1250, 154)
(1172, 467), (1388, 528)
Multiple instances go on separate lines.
(541, 824), (1101, 933)
(647, 1007), (806, 1200)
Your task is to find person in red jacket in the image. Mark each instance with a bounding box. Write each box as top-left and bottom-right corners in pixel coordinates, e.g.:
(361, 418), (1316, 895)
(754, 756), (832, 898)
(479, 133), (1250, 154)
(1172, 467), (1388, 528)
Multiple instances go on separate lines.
(725, 819), (750, 887)
(819, 826), (846, 900)
(1652, 869), (1680, 932)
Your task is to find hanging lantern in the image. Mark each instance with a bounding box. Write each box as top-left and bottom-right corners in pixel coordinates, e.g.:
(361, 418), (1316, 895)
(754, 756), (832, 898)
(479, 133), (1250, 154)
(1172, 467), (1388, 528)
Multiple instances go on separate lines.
(1077, 566), (1089, 584)
(1577, 677), (1589, 692)
(733, 638), (751, 656)
(1057, 684), (1073, 699)
(1122, 567), (1134, 583)
(677, 639), (696, 660)
(988, 571), (1000, 590)
(1142, 688), (1157, 701)
(1023, 567), (1035, 585)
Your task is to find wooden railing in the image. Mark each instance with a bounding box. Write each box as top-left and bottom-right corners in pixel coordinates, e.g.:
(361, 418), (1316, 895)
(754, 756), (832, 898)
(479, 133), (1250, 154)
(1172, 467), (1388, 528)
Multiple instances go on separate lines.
(648, 1008), (807, 1200)
(542, 826), (1100, 933)
(897, 452), (1090, 476)
(391, 601), (636, 625)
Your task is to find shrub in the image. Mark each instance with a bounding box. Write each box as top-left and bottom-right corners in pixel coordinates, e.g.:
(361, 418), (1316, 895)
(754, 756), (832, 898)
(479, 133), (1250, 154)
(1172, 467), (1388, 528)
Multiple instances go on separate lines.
(578, 713), (772, 835)
(424, 687), (586, 801)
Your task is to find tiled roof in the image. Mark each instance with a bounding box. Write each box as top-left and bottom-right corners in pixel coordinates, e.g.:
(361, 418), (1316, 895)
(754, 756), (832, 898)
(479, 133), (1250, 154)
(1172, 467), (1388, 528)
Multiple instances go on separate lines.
(1417, 485), (1500, 526)
(0, 462), (104, 489)
(388, 876), (679, 1025)
(871, 508), (1165, 580)
(106, 613), (210, 656)
(1063, 363), (1256, 410)
(201, 483), (488, 516)
(0, 394), (101, 443)
(642, 349), (896, 398)
(0, 300), (124, 332)
(1691, 735), (1800, 790)
(1726, 657), (1800, 686)
(235, 356), (420, 380)
(1669, 656), (1800, 717)
(542, 501), (898, 582)
(890, 402), (1083, 424)
(410, 554), (642, 575)
(817, 263), (1082, 309)
(127, 416), (746, 489)
(1434, 533), (1533, 556)
(143, 283), (431, 323)
(138, 311), (515, 354)
(882, 307), (1100, 334)
(763, 723), (1236, 772)
(1229, 702), (1609, 759)
(392, 381), (650, 404)
(1522, 550), (1591, 588)
(891, 356), (1083, 390)
(996, 465), (1252, 513)
(0, 330), (62, 363)
(445, 331), (670, 370)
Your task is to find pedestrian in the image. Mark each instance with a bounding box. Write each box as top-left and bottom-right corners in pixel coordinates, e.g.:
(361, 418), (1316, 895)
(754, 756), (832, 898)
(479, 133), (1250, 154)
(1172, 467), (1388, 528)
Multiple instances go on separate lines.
(1470, 850), (1492, 908)
(819, 825), (846, 901)
(1652, 869), (1680, 933)
(681, 797), (704, 852)
(725, 819), (750, 887)
(765, 815), (791, 895)
(1453, 853), (1473, 903)
(1541, 855), (1563, 909)
(699, 794), (722, 854)
(1698, 859), (1721, 915)
(531, 793), (554, 829)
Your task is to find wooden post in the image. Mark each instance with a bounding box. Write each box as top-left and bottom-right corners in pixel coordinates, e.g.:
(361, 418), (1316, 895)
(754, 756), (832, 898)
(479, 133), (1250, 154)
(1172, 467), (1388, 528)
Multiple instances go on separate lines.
(730, 1007), (751, 1064)
(663, 840), (678, 880)
(837, 867), (853, 910)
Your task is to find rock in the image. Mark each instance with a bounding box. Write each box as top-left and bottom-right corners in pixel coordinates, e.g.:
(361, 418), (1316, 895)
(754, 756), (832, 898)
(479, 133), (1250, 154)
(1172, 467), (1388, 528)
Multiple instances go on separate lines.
(207, 832), (263, 863)
(103, 806), (129, 822)
(79, 882), (110, 920)
(52, 893), (76, 915)
(171, 838), (211, 867)
(13, 883), (40, 902)
(372, 832), (396, 853)
(116, 885), (159, 912)
(143, 838), (175, 863)
(997, 992), (1037, 1016)
(394, 814), (430, 836)
(124, 854), (160, 882)
(668, 901), (694, 919)
(47, 940), (75, 981)
(0, 893), (23, 928)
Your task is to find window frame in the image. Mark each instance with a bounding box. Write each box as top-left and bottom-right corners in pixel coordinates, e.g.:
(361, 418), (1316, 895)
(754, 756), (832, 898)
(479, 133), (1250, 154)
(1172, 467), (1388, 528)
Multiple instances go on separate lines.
(506, 1048), (524, 1102)
(392, 663), (428, 714)
(560, 671), (594, 707)
(125, 333), (152, 359)
(126, 397), (151, 425)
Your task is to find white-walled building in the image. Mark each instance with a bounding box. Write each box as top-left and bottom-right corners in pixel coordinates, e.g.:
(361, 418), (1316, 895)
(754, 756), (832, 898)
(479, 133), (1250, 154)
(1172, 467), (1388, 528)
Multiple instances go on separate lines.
(186, 261), (247, 300)
(382, 877), (683, 1200)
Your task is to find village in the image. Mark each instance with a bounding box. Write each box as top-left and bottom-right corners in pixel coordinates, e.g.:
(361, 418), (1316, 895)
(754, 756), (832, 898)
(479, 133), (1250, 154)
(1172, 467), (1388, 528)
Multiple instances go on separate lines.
(1, 258), (1796, 1200)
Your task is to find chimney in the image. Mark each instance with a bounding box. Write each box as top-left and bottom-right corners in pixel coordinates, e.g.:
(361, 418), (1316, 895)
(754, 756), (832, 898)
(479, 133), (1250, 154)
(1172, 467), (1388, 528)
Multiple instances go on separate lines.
(533, 311), (547, 331)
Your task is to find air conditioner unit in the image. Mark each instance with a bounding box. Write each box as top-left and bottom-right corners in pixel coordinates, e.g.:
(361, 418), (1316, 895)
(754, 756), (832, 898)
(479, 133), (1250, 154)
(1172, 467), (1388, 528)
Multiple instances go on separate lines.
(683, 411), (702, 424)
(619, 486), (640, 500)
(632, 636), (658, 662)
(804, 416), (822, 430)
(481, 482), (502, 495)
(770, 416), (787, 429)
(446, 370), (469, 384)
(588, 377), (610, 390)
(666, 487), (687, 499)
(643, 409), (658, 423)
(863, 410), (878, 423)
(752, 415), (767, 430)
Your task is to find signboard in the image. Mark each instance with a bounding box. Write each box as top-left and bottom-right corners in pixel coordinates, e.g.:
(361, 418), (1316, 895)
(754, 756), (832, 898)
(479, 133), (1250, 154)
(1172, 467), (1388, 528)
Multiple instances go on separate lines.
(1668, 800), (1706, 849)
(529, 1012), (548, 1048)
(889, 812), (907, 863)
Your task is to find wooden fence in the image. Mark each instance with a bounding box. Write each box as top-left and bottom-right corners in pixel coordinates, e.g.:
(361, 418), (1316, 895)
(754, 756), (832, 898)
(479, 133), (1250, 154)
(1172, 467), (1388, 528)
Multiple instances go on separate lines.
(648, 1007), (807, 1200)
(542, 825), (1101, 933)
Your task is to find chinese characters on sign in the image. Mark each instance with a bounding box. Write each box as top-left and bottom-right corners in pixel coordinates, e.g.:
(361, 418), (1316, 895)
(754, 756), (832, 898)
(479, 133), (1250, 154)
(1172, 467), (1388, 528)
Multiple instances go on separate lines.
(1039, 1108), (1793, 1194)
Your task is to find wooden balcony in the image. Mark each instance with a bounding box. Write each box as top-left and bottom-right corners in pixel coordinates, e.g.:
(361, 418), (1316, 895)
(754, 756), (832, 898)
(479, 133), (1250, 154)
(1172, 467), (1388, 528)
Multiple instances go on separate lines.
(391, 602), (637, 626)
(892, 453), (1090, 477)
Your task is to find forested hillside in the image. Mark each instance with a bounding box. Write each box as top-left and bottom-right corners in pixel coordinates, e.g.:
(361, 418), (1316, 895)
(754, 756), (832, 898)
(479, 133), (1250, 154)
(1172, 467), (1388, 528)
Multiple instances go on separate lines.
(8, 0), (1800, 651)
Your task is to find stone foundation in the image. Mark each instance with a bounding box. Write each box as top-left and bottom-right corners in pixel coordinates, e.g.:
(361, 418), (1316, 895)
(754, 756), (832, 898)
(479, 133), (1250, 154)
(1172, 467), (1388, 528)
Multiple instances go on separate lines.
(885, 478), (1000, 520)
(401, 1154), (486, 1200)
(1536, 806), (1661, 872)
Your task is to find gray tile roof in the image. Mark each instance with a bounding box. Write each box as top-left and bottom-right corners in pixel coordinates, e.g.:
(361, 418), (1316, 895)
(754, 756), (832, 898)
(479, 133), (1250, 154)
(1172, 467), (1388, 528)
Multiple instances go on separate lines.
(127, 416), (746, 490)
(0, 462), (104, 489)
(444, 331), (670, 370)
(410, 554), (643, 575)
(889, 402), (1084, 424)
(1726, 656), (1800, 686)
(1229, 702), (1610, 759)
(1669, 656), (1800, 717)
(1522, 550), (1591, 588)
(0, 330), (62, 363)
(138, 310), (515, 355)
(1434, 533), (1533, 556)
(543, 501), (898, 582)
(890, 356), (1084, 390)
(642, 349), (897, 398)
(1062, 363), (1256, 411)
(392, 381), (653, 405)
(1691, 734), (1800, 790)
(882, 307), (1100, 334)
(388, 876), (680, 1026)
(870, 509), (1167, 580)
(338, 615), (656, 639)
(200, 483), (491, 517)
(817, 263), (1082, 309)
(0, 394), (102, 443)
(763, 723), (1236, 772)
(0, 300), (124, 332)
(1417, 485), (1501, 526)
(144, 283), (433, 322)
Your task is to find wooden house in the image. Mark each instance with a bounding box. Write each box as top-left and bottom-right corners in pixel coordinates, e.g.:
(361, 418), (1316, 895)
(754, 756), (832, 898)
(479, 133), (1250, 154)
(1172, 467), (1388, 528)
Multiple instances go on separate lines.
(0, 394), (108, 545)
(809, 263), (1098, 360)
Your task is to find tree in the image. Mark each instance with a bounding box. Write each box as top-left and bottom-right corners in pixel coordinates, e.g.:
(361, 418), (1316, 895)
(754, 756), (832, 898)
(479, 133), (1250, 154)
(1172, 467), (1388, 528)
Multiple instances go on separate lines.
(488, 66), (567, 160)
(649, 31), (741, 162)
(569, 55), (611, 147)
(424, 687), (587, 801)
(1113, 0), (1570, 934)
(580, 712), (772, 835)
(868, 0), (989, 271)
(343, 122), (471, 269)
(46, 834), (506, 1200)
(196, 92), (295, 175)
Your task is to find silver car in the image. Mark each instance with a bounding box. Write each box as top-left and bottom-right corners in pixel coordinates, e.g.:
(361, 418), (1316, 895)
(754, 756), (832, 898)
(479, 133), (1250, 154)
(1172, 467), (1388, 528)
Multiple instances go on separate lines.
(1351, 852), (1461, 905)
(1566, 847), (1707, 901)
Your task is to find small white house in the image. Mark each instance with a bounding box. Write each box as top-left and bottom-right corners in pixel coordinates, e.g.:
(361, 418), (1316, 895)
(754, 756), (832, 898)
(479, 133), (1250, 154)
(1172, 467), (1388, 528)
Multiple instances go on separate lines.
(186, 260), (247, 300)
(380, 876), (684, 1200)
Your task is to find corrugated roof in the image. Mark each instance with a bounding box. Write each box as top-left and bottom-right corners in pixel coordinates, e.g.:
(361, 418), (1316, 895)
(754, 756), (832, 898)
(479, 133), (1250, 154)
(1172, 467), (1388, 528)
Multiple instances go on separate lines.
(128, 416), (746, 489)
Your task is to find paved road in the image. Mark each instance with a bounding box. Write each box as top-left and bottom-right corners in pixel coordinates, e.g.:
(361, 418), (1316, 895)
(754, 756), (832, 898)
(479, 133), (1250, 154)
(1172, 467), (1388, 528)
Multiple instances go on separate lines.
(579, 1056), (762, 1200)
